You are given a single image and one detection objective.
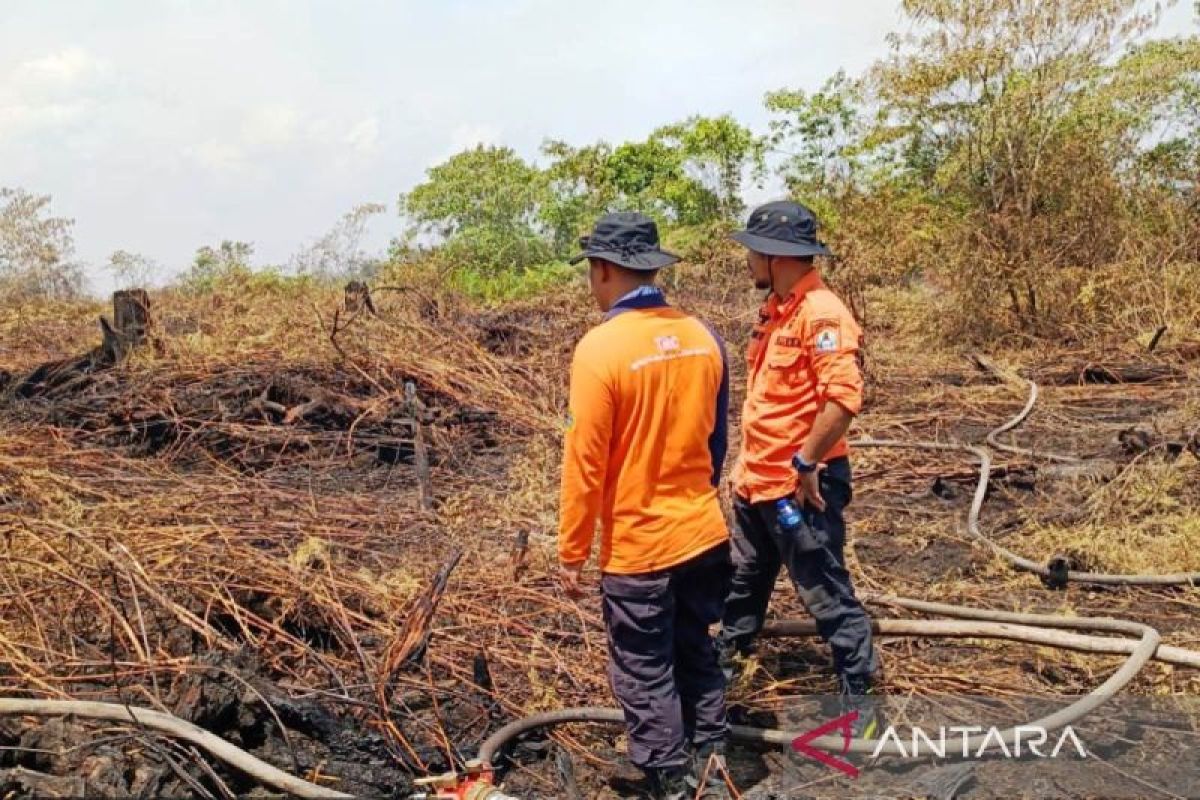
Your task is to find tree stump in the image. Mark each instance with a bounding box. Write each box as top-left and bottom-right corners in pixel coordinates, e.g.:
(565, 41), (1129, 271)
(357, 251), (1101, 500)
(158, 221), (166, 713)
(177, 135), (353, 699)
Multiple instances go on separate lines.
(10, 289), (153, 398)
(113, 289), (152, 346)
(344, 281), (376, 315)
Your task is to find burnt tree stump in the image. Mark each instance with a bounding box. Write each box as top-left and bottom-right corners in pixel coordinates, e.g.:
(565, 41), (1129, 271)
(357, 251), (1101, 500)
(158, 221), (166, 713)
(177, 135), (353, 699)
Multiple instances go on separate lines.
(113, 289), (152, 347)
(10, 289), (153, 399)
(344, 281), (376, 315)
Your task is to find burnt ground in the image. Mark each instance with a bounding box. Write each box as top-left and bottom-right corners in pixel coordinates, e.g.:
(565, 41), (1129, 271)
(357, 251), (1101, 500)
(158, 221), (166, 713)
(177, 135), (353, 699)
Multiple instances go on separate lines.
(498, 356), (1200, 799)
(0, 653), (411, 798)
(1, 284), (1197, 799)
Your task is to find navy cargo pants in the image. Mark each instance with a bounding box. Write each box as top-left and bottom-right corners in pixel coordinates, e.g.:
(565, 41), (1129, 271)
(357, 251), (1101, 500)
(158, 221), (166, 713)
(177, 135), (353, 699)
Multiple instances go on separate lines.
(601, 542), (733, 770)
(718, 457), (877, 679)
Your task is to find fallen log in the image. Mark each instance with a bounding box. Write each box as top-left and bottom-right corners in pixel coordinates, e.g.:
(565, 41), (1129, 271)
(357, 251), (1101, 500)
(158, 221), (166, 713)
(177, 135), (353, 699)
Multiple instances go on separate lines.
(282, 386), (372, 425)
(1032, 360), (1187, 385)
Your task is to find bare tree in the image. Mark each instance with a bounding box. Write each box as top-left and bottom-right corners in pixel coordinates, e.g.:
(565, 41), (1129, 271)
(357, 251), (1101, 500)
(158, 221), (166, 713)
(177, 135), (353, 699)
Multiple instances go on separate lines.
(107, 250), (162, 290)
(290, 203), (387, 281)
(0, 187), (83, 299)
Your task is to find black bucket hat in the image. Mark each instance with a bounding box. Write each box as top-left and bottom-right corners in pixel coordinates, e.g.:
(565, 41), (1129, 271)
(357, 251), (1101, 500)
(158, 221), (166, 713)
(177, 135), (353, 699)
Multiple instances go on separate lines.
(569, 212), (681, 271)
(731, 200), (833, 258)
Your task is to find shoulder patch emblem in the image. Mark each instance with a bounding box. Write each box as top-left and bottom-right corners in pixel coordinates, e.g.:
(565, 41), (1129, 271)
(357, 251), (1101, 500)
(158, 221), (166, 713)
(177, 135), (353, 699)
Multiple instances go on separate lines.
(815, 328), (839, 353)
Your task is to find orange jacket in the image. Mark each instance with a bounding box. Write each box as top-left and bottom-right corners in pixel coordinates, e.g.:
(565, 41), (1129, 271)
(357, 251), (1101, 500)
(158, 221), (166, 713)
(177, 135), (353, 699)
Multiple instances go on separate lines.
(732, 269), (864, 503)
(559, 287), (730, 575)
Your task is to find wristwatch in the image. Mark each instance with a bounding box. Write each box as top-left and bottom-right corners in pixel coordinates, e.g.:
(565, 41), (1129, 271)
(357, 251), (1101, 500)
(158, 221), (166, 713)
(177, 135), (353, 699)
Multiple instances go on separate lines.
(792, 452), (818, 474)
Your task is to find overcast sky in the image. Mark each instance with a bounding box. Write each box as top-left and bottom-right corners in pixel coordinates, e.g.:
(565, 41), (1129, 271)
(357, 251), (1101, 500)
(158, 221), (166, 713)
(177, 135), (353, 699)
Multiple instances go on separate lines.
(2, 1), (1196, 293)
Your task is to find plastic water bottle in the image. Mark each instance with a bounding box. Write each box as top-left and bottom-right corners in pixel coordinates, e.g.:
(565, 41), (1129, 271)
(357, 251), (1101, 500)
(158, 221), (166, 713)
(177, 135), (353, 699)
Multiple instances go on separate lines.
(775, 498), (803, 531)
(775, 497), (826, 552)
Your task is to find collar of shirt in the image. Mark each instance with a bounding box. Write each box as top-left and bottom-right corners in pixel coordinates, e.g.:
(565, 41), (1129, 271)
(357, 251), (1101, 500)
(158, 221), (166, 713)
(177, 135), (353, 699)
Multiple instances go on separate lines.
(764, 268), (825, 323)
(604, 285), (669, 320)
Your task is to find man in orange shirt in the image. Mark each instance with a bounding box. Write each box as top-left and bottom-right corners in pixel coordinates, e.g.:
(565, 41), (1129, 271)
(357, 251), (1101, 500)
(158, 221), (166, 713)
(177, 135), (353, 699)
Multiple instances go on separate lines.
(718, 201), (881, 737)
(559, 212), (733, 799)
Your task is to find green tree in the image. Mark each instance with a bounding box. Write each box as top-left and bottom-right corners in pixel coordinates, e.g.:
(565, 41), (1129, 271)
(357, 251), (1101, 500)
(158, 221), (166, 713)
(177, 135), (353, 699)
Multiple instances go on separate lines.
(180, 240), (255, 291)
(399, 146), (551, 274)
(866, 0), (1200, 332)
(0, 187), (83, 299)
(1112, 37), (1200, 195)
(604, 137), (715, 224)
(541, 123), (748, 245)
(766, 72), (872, 201)
(764, 72), (938, 295)
(652, 114), (766, 222)
(539, 139), (618, 253)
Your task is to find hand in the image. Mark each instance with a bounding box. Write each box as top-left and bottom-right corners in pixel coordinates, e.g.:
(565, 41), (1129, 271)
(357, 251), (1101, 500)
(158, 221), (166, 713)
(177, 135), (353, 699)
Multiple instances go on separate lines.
(559, 562), (586, 599)
(796, 463), (827, 512)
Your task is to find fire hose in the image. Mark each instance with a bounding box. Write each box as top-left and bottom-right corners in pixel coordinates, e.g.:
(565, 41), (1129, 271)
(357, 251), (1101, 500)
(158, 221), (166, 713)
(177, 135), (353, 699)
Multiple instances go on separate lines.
(859, 374), (1200, 587)
(984, 375), (1081, 463)
(479, 610), (1163, 763)
(477, 373), (1200, 778)
(2, 373), (1195, 797)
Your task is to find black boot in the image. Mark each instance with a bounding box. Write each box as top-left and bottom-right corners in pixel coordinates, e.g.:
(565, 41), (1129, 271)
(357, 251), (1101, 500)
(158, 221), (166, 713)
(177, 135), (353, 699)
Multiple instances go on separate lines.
(645, 765), (690, 800)
(840, 673), (883, 740)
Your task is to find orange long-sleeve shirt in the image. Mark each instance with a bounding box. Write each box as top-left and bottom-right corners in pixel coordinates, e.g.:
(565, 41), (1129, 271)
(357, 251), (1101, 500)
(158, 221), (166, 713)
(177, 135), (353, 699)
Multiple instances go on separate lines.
(558, 289), (730, 575)
(733, 269), (864, 504)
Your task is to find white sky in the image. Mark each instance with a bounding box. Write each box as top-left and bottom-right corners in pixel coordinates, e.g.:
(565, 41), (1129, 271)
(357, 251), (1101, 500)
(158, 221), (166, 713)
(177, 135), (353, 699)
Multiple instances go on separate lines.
(2, 0), (1196, 293)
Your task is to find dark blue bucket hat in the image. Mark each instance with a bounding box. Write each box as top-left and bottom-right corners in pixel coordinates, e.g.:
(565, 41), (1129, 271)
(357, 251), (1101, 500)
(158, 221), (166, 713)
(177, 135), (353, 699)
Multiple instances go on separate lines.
(732, 200), (833, 258)
(569, 212), (681, 271)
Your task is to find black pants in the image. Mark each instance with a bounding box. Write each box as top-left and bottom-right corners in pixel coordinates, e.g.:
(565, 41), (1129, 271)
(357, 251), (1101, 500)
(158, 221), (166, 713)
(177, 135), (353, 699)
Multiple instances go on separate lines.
(601, 543), (733, 770)
(718, 457), (877, 678)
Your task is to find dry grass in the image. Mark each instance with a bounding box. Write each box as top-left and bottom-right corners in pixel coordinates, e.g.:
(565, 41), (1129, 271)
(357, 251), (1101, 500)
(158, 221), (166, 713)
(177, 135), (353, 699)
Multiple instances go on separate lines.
(1021, 456), (1200, 575)
(0, 270), (1198, 793)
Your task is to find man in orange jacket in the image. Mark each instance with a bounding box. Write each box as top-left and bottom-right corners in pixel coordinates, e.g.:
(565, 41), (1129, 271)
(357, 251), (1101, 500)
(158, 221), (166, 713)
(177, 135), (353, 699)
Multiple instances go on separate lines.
(718, 201), (881, 738)
(559, 212), (733, 799)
